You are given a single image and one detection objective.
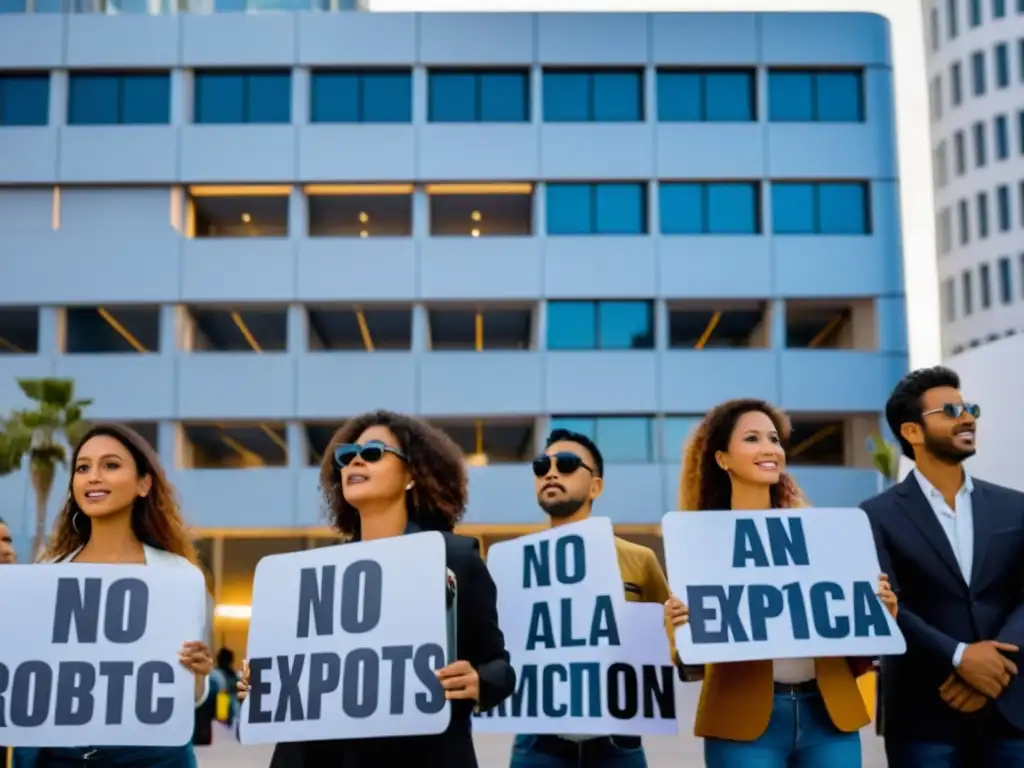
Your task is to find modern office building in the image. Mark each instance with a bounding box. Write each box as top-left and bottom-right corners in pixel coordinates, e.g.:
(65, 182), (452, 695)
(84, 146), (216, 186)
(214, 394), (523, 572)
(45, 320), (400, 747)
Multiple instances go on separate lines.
(0, 8), (906, 646)
(925, 0), (1024, 356)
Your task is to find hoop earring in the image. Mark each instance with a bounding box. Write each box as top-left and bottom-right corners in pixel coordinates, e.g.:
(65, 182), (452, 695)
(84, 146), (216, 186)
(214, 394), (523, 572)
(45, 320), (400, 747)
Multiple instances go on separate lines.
(71, 510), (84, 536)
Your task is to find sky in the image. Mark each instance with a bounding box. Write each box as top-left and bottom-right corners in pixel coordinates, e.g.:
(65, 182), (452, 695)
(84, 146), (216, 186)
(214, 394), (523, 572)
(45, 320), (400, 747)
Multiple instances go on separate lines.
(365, 0), (941, 370)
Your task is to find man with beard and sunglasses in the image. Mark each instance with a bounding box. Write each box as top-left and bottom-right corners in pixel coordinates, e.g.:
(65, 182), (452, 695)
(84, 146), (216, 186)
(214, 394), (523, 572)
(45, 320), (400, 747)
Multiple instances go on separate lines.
(508, 428), (669, 768)
(862, 366), (1024, 767)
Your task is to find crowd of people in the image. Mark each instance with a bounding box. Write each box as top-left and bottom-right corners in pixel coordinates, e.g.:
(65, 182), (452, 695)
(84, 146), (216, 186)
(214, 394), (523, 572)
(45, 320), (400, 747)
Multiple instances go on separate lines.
(2, 363), (1022, 768)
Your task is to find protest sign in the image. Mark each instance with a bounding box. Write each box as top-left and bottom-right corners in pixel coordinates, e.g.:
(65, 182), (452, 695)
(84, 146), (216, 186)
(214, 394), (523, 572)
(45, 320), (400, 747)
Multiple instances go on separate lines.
(0, 565), (205, 747)
(239, 532), (451, 745)
(662, 508), (906, 665)
(474, 518), (678, 736)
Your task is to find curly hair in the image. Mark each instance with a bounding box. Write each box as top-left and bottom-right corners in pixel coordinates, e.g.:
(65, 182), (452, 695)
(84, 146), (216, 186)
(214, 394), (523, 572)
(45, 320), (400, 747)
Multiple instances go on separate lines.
(679, 399), (807, 512)
(44, 423), (203, 570)
(319, 410), (468, 539)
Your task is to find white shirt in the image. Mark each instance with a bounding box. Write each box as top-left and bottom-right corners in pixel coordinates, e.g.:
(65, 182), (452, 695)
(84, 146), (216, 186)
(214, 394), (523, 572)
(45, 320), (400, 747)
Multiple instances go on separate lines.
(50, 543), (213, 707)
(913, 468), (975, 667)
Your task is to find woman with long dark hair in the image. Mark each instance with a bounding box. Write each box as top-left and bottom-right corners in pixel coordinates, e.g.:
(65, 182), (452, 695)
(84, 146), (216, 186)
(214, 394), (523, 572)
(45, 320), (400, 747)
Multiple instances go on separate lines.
(13, 423), (213, 768)
(239, 410), (515, 767)
(663, 399), (898, 767)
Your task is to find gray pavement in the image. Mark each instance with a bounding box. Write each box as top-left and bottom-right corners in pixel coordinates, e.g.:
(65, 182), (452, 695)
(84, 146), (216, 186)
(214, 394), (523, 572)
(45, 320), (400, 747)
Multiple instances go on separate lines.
(197, 687), (888, 766)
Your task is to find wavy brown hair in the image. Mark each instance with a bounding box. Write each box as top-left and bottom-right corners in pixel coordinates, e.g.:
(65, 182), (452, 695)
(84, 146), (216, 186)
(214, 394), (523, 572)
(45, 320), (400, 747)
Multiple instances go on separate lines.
(319, 410), (468, 539)
(44, 423), (202, 569)
(679, 398), (807, 512)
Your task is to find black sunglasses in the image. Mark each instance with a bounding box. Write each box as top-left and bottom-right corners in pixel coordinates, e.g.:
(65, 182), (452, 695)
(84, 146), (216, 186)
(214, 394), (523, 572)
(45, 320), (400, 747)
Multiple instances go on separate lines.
(922, 403), (981, 419)
(333, 441), (407, 468)
(532, 451), (595, 478)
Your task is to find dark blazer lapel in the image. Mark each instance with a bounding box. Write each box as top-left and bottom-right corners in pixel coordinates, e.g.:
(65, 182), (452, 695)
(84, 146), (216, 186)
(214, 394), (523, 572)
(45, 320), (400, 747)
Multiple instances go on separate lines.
(969, 482), (996, 591)
(895, 474), (965, 586)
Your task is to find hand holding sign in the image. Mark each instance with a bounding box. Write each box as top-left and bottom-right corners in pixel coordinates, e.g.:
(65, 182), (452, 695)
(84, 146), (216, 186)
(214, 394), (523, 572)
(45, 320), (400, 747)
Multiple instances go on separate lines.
(178, 641), (213, 702)
(436, 660), (479, 702)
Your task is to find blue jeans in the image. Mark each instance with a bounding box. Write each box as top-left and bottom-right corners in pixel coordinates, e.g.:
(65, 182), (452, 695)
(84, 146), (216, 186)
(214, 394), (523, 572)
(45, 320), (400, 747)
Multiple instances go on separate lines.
(886, 737), (1024, 767)
(703, 692), (861, 767)
(510, 735), (647, 767)
(14, 745), (196, 767)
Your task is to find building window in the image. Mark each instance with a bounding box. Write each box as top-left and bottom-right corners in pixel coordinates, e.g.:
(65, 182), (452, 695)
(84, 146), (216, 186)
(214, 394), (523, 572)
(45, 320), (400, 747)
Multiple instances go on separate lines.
(939, 207), (953, 254)
(427, 183), (533, 236)
(951, 61), (962, 106)
(943, 278), (956, 321)
(948, 0), (959, 38)
(426, 307), (532, 350)
(656, 68), (755, 122)
(994, 0), (1006, 17)
(193, 70), (291, 125)
(306, 306), (413, 351)
(306, 185), (413, 237)
(954, 130), (966, 174)
(670, 301), (769, 348)
(997, 184), (1011, 231)
(980, 263), (992, 308)
(931, 6), (941, 49)
(0, 308), (40, 355)
(995, 114), (1009, 159)
(186, 306), (288, 353)
(971, 50), (986, 95)
(549, 415), (653, 463)
(958, 198), (970, 244)
(662, 416), (703, 462)
(977, 192), (990, 238)
(771, 182), (870, 235)
(0, 73), (49, 126)
(546, 300), (654, 350)
(998, 255), (1013, 304)
(187, 186), (290, 238)
(546, 183), (647, 235)
(64, 307), (160, 354)
(973, 121), (987, 167)
(930, 75), (943, 121)
(969, 0), (982, 25)
(935, 141), (948, 186)
(659, 182), (760, 234)
(309, 70), (412, 123)
(962, 269), (974, 315)
(542, 69), (643, 122)
(1020, 40), (1024, 82)
(427, 70), (529, 123)
(995, 43), (1010, 88)
(67, 72), (170, 126)
(767, 69), (864, 122)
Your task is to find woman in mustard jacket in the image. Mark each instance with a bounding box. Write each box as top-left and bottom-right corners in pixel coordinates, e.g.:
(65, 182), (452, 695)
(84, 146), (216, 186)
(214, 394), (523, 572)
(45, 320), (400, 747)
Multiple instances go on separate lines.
(663, 398), (898, 767)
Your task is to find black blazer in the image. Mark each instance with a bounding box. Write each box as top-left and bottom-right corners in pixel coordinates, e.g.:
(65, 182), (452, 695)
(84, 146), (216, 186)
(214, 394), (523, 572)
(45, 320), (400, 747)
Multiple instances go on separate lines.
(863, 474), (1024, 741)
(268, 525), (515, 768)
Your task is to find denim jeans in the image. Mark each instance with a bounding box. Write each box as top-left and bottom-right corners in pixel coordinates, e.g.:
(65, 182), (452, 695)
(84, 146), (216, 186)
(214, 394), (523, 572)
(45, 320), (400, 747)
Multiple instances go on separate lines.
(886, 736), (1024, 767)
(509, 735), (648, 768)
(17, 745), (196, 767)
(703, 691), (861, 767)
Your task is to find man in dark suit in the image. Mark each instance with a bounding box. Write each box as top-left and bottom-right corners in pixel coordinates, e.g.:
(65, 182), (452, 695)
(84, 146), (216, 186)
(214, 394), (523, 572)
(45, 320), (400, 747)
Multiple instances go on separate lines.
(863, 365), (1024, 766)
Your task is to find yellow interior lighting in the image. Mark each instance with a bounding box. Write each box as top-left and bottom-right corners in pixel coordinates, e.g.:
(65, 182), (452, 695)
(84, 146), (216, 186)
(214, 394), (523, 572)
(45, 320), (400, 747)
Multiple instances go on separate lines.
(789, 425), (840, 459)
(214, 604), (252, 620)
(98, 308), (148, 354)
(426, 183), (533, 196)
(474, 311), (484, 351)
(355, 307), (375, 351)
(260, 424), (288, 453)
(305, 183), (414, 196)
(0, 337), (24, 353)
(188, 185), (292, 198)
(231, 311), (262, 353)
(51, 186), (61, 231)
(694, 311), (722, 350)
(808, 313), (847, 348)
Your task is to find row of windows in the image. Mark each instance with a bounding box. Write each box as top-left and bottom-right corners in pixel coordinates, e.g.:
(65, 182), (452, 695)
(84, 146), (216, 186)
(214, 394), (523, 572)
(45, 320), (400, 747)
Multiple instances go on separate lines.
(0, 67), (867, 127)
(930, 0), (1022, 50)
(0, 299), (876, 355)
(933, 110), (1024, 188)
(936, 179), (1024, 254)
(929, 39), (1024, 120)
(942, 252), (1024, 320)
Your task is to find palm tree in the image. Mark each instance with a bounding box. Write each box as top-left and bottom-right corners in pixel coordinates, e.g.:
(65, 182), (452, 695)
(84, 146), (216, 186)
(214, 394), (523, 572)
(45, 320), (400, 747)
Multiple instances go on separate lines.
(0, 378), (92, 558)
(866, 434), (901, 488)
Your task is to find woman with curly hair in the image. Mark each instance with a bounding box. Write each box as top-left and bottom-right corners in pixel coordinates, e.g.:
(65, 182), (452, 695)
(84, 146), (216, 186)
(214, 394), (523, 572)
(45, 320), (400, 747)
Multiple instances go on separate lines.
(248, 410), (515, 768)
(663, 399), (898, 767)
(14, 423), (212, 768)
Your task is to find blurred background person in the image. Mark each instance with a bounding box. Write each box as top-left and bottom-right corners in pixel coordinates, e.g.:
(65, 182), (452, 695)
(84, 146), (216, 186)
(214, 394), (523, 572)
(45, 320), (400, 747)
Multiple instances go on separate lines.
(0, 514), (14, 564)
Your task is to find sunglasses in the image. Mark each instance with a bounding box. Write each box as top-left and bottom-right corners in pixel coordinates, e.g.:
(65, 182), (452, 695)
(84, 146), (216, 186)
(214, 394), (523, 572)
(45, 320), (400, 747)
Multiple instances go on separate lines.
(333, 441), (407, 468)
(532, 452), (595, 478)
(922, 403), (981, 419)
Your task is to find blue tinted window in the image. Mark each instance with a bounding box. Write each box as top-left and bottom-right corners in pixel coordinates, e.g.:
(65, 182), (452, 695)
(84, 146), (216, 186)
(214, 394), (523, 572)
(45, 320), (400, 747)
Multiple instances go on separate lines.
(543, 69), (642, 122)
(996, 114), (1009, 158)
(973, 121), (987, 166)
(597, 301), (653, 349)
(999, 256), (1012, 303)
(659, 182), (759, 234)
(963, 270), (973, 315)
(768, 69), (863, 122)
(997, 185), (1010, 230)
(977, 192), (990, 238)
(656, 69), (754, 122)
(772, 182), (869, 235)
(428, 70), (528, 122)
(970, 0), (982, 25)
(597, 417), (652, 463)
(995, 43), (1010, 88)
(546, 183), (646, 235)
(958, 199), (970, 244)
(954, 130), (966, 173)
(950, 62), (963, 105)
(948, 0), (959, 38)
(993, 0), (1006, 17)
(0, 74), (49, 126)
(662, 416), (702, 462)
(971, 51), (986, 95)
(67, 73), (169, 125)
(310, 71), (411, 123)
(549, 416), (596, 441)
(980, 263), (992, 308)
(546, 301), (654, 350)
(194, 70), (291, 124)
